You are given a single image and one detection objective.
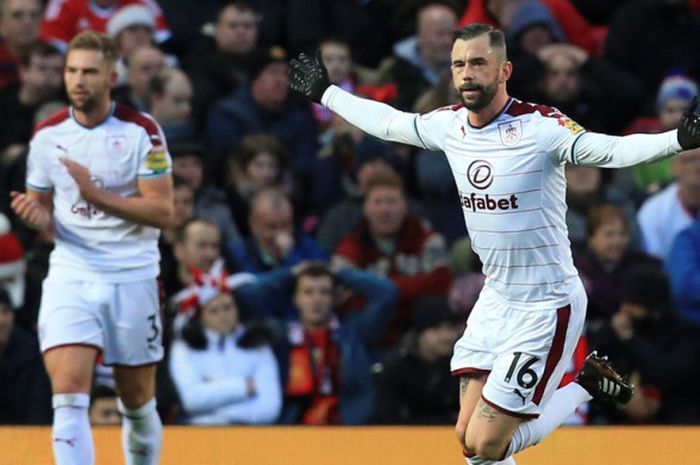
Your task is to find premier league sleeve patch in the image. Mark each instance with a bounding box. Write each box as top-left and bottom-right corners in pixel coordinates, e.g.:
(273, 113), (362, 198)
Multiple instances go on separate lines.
(557, 116), (584, 135)
(145, 147), (169, 174)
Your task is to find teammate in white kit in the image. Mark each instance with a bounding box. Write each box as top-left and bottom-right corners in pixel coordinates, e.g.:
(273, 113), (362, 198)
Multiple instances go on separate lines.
(289, 24), (700, 464)
(10, 32), (173, 465)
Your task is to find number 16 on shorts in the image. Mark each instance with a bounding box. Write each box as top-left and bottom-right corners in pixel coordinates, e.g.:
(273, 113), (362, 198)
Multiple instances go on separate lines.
(504, 352), (541, 404)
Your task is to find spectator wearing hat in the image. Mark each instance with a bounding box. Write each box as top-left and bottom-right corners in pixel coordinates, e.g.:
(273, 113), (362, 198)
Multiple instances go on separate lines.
(589, 267), (700, 424)
(106, 4), (178, 86)
(169, 277), (281, 425)
(0, 0), (42, 89)
(623, 74), (700, 196)
(666, 218), (700, 324)
(0, 287), (53, 424)
(40, 0), (170, 52)
(206, 46), (318, 188)
(0, 213), (26, 311)
(332, 169), (452, 346)
(170, 142), (242, 252)
(373, 294), (461, 424)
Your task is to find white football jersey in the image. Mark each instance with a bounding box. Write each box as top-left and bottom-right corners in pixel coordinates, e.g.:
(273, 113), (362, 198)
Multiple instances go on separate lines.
(412, 99), (583, 307)
(27, 103), (172, 282)
(323, 85), (681, 309)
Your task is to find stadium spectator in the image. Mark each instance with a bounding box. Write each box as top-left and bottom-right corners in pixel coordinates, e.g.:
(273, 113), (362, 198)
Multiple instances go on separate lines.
(312, 38), (356, 130)
(0, 41), (64, 215)
(206, 46), (318, 188)
(516, 43), (644, 134)
(505, 0), (565, 58)
(185, 2), (260, 128)
(373, 2), (458, 111)
(623, 74), (699, 195)
(458, 0), (600, 55)
(147, 68), (195, 143)
(112, 44), (165, 111)
(239, 262), (397, 424)
(169, 142), (242, 251)
(373, 294), (461, 424)
(603, 0), (700, 111)
(40, 0), (170, 52)
(0, 213), (25, 310)
(565, 164), (639, 251)
(163, 218), (228, 298)
(231, 188), (328, 274)
(574, 205), (660, 325)
(225, 134), (290, 237)
(88, 385), (121, 425)
(589, 267), (700, 424)
(0, 0), (42, 88)
(666, 219), (700, 324)
(332, 169), (452, 345)
(0, 287), (52, 424)
(637, 149), (700, 259)
(169, 280), (282, 425)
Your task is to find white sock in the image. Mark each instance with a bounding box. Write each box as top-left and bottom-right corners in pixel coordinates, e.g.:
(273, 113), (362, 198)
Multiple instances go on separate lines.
(467, 455), (517, 464)
(118, 398), (163, 465)
(52, 393), (94, 465)
(506, 383), (592, 457)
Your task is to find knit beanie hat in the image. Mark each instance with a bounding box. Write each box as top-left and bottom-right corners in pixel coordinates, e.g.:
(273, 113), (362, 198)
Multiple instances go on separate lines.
(656, 74), (698, 110)
(0, 213), (25, 308)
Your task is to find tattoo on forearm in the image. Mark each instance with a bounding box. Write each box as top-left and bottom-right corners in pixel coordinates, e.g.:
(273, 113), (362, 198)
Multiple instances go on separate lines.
(460, 376), (470, 396)
(476, 400), (498, 422)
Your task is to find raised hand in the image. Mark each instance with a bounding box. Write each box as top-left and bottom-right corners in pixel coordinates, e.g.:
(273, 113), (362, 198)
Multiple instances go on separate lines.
(289, 51), (331, 103)
(678, 97), (700, 150)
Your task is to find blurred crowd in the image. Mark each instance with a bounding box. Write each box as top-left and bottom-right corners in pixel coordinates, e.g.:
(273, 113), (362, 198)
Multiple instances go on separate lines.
(2, 0), (700, 427)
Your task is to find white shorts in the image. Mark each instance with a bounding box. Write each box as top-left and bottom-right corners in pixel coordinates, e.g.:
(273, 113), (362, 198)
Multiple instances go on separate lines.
(38, 277), (163, 366)
(450, 283), (586, 418)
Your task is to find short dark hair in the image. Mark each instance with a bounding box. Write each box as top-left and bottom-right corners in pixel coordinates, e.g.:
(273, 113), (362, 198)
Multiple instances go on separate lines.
(175, 217), (217, 244)
(233, 133), (287, 173)
(293, 263), (335, 294)
(452, 23), (507, 61)
(218, 1), (258, 22)
(20, 40), (61, 67)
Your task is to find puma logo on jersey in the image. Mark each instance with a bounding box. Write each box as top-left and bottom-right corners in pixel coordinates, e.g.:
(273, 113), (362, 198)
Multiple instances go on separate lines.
(459, 191), (519, 211)
(513, 388), (528, 405)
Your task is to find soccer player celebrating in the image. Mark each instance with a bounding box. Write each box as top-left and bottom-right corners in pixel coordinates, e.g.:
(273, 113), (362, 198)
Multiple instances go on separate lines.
(289, 23), (700, 464)
(11, 31), (173, 465)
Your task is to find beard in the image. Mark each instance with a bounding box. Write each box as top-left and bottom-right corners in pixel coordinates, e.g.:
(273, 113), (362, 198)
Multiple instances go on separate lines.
(458, 79), (499, 112)
(69, 93), (99, 114)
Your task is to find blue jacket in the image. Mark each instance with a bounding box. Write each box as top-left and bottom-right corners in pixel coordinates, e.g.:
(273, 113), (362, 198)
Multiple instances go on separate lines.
(666, 220), (700, 323)
(206, 87), (319, 175)
(236, 267), (397, 424)
(230, 235), (329, 274)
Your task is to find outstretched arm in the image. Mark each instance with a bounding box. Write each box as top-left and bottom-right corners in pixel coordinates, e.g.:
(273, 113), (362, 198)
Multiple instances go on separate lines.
(572, 98), (700, 168)
(290, 52), (442, 150)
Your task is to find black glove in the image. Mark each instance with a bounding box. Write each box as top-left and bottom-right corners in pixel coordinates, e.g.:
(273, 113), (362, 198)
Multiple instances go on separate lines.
(289, 51), (331, 103)
(678, 96), (700, 150)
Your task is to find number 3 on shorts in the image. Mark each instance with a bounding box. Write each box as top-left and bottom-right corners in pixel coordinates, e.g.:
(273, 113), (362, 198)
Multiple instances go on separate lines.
(147, 314), (159, 343)
(504, 352), (540, 389)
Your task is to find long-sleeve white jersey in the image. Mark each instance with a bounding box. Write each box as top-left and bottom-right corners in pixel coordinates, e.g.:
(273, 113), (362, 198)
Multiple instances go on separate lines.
(26, 103), (171, 282)
(322, 86), (682, 309)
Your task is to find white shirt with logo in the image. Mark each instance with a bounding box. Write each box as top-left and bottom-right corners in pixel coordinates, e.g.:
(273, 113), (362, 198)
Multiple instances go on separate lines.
(322, 86), (681, 309)
(26, 103), (172, 282)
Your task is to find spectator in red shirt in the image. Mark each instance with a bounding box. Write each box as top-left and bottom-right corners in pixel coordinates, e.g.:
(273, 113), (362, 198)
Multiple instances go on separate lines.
(40, 0), (170, 52)
(332, 169), (452, 345)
